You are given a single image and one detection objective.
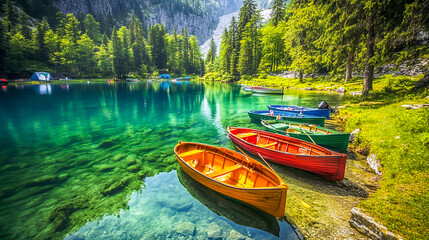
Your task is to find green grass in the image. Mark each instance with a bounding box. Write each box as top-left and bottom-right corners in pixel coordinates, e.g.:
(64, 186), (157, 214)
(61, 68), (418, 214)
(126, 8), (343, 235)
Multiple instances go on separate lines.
(237, 74), (426, 97)
(340, 104), (429, 239)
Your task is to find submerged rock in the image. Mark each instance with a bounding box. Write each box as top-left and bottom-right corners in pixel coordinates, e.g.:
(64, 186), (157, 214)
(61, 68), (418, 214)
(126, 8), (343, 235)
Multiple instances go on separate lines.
(0, 163), (27, 172)
(95, 164), (116, 172)
(97, 140), (116, 149)
(24, 174), (69, 188)
(101, 177), (132, 196)
(227, 230), (246, 240)
(113, 154), (126, 162)
(126, 158), (137, 166)
(206, 223), (222, 239)
(127, 164), (141, 173)
(175, 221), (196, 236)
(49, 197), (89, 231)
(137, 168), (154, 179)
(0, 187), (20, 199)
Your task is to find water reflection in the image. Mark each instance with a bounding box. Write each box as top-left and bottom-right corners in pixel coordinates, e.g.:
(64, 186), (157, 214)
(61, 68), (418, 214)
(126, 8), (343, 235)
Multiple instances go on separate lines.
(36, 84), (52, 95)
(178, 170), (292, 238)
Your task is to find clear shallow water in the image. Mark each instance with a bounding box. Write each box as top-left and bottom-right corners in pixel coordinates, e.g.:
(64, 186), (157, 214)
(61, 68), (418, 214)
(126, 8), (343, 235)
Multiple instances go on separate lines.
(0, 81), (346, 239)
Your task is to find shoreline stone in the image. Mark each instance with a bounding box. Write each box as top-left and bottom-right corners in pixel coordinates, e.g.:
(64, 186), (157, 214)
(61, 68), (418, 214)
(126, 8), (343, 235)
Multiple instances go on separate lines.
(366, 154), (382, 175)
(350, 207), (403, 240)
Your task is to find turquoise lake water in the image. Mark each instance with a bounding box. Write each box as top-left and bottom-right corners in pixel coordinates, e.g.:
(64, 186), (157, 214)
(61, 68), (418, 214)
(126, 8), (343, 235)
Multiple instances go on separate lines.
(0, 81), (346, 239)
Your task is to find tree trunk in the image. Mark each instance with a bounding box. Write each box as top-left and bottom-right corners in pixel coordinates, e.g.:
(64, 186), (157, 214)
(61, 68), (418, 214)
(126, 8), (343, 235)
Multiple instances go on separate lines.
(345, 51), (354, 83)
(363, 13), (375, 96)
(298, 71), (303, 83)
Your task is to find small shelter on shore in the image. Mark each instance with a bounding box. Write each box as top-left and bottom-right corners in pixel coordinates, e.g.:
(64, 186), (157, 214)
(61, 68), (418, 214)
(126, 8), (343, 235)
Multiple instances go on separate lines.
(30, 72), (52, 81)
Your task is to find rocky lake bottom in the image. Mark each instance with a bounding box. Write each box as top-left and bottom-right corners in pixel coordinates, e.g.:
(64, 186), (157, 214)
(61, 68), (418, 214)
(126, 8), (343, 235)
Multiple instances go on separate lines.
(0, 81), (374, 239)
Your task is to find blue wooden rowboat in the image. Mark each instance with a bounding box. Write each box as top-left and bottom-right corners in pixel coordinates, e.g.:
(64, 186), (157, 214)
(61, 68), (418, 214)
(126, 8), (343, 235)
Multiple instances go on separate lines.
(248, 110), (325, 126)
(267, 105), (330, 119)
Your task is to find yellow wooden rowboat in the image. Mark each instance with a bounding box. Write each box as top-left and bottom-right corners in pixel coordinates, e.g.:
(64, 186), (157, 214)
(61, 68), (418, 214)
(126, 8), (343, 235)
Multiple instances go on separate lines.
(174, 141), (288, 217)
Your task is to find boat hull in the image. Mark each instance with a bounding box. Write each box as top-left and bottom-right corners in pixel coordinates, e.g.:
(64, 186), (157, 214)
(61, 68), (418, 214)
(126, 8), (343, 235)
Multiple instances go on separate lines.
(174, 142), (288, 217)
(248, 110), (325, 126)
(227, 127), (347, 181)
(267, 105), (330, 119)
(262, 120), (350, 152)
(251, 87), (283, 95)
(177, 169), (281, 236)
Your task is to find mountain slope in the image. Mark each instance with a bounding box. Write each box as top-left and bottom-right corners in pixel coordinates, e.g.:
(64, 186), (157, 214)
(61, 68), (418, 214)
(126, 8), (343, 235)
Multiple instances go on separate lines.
(14, 0), (244, 43)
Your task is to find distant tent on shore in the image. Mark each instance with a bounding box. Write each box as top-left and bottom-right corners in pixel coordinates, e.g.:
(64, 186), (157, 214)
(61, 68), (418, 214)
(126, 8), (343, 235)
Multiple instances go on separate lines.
(30, 72), (52, 81)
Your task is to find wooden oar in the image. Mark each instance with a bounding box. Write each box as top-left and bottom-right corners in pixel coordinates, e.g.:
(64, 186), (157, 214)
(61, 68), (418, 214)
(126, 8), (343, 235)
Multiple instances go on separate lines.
(257, 153), (311, 208)
(300, 126), (317, 145)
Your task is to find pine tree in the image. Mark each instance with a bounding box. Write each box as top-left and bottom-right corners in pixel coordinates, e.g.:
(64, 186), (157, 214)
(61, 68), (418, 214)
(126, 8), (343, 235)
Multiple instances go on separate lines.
(64, 13), (81, 44)
(34, 18), (50, 63)
(259, 23), (286, 72)
(284, 2), (323, 82)
(17, 12), (32, 40)
(83, 14), (102, 44)
(96, 43), (112, 76)
(102, 34), (109, 46)
(55, 12), (67, 37)
(182, 28), (190, 73)
(237, 15), (261, 76)
(229, 17), (239, 80)
(0, 21), (8, 73)
(238, 0), (257, 40)
(219, 28), (231, 74)
(44, 29), (59, 67)
(205, 37), (217, 72)
(111, 27), (126, 79)
(8, 32), (34, 74)
(2, 0), (17, 32)
(149, 24), (167, 70)
(319, 0), (363, 83)
(76, 34), (95, 76)
(118, 26), (131, 76)
(270, 0), (285, 26)
(189, 35), (201, 73)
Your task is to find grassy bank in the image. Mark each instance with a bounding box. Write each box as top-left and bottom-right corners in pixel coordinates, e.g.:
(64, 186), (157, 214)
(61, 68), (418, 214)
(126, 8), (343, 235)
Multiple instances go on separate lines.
(239, 74), (429, 239)
(238, 74), (425, 94)
(340, 103), (428, 239)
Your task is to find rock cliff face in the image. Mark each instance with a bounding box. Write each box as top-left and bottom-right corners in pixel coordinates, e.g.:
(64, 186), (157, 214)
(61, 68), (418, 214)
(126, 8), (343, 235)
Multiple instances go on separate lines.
(52, 0), (243, 43)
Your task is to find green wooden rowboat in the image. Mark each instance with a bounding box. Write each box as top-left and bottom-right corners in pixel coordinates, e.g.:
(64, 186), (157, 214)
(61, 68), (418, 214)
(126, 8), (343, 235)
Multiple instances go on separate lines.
(248, 110), (326, 126)
(261, 120), (350, 152)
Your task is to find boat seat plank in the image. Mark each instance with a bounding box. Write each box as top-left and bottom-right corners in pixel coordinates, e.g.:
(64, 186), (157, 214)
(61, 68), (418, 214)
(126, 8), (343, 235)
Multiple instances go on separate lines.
(258, 142), (277, 148)
(236, 132), (258, 138)
(208, 164), (242, 178)
(179, 150), (204, 158)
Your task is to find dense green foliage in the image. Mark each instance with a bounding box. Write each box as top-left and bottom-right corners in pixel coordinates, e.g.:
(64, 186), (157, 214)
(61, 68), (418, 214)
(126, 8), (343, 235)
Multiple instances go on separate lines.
(206, 0), (429, 95)
(0, 2), (203, 79)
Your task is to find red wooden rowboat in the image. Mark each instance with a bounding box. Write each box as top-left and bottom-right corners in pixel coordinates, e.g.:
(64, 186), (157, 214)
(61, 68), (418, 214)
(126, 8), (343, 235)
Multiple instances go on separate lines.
(227, 127), (347, 181)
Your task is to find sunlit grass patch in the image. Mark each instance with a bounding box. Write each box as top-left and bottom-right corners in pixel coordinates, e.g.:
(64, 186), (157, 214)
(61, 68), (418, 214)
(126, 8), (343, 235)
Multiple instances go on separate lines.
(341, 104), (429, 239)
